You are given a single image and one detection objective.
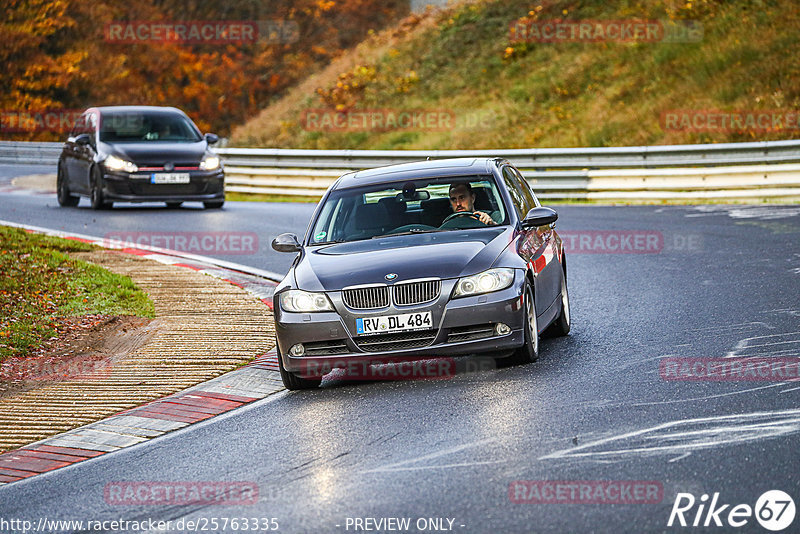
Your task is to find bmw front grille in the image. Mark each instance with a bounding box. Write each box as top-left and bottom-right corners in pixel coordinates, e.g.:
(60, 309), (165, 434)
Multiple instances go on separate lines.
(342, 279), (441, 310)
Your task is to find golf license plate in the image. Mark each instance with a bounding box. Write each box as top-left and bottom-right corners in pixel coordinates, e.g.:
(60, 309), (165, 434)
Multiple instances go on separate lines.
(151, 173), (190, 184)
(356, 311), (433, 335)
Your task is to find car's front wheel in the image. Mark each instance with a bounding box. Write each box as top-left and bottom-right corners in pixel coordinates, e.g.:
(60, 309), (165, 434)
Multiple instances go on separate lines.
(504, 281), (539, 366)
(203, 200), (224, 209)
(57, 162), (79, 207)
(276, 342), (322, 390)
(546, 269), (570, 337)
(90, 167), (112, 210)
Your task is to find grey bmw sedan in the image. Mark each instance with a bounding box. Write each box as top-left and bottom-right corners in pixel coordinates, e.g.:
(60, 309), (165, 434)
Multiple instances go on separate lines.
(272, 157), (570, 389)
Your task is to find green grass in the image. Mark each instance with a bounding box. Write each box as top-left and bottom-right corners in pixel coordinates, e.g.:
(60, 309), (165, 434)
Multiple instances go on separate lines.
(0, 227), (155, 361)
(225, 192), (322, 203)
(232, 0), (800, 150)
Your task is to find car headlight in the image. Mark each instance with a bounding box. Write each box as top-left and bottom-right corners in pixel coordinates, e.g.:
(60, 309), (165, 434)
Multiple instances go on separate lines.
(104, 155), (138, 173)
(453, 268), (515, 298)
(280, 289), (334, 313)
(200, 155), (220, 170)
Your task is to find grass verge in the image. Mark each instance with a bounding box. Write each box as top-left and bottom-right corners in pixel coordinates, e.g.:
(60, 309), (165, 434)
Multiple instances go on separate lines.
(225, 192), (322, 203)
(0, 226), (155, 361)
(232, 0), (800, 150)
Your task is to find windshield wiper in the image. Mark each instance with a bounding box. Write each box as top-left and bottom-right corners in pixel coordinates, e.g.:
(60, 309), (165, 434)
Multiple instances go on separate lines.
(373, 229), (448, 238)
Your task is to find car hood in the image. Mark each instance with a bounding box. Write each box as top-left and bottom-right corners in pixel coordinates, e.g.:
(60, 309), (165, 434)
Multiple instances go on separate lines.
(293, 227), (512, 291)
(103, 141), (207, 165)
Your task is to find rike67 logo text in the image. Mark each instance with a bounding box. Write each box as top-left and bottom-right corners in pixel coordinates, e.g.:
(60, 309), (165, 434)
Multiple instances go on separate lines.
(668, 490), (795, 531)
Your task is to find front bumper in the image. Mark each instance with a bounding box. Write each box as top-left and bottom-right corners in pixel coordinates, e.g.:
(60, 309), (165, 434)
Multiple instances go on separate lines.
(275, 273), (526, 376)
(100, 169), (224, 202)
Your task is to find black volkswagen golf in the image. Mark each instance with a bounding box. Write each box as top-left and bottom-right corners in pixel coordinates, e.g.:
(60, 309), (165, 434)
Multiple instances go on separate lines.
(57, 106), (224, 209)
(271, 157), (570, 389)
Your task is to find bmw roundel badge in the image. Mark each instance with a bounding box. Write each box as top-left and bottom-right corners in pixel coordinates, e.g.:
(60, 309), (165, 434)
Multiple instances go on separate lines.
(385, 273), (398, 281)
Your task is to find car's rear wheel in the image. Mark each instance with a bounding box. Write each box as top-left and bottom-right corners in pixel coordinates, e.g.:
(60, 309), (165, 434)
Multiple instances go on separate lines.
(165, 202), (183, 209)
(503, 281), (539, 366)
(276, 342), (322, 390)
(203, 200), (224, 209)
(57, 163), (79, 207)
(545, 269), (570, 337)
(90, 167), (112, 210)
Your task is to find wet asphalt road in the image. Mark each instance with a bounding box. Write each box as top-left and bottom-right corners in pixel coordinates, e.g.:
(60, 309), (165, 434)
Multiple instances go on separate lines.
(1, 164), (799, 533)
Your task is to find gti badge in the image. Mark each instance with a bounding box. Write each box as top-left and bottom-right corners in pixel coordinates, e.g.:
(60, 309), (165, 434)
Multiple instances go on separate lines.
(385, 273), (398, 281)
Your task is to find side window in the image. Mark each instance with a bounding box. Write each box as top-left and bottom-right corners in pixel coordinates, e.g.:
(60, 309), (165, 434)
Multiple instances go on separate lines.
(501, 167), (524, 218)
(71, 112), (96, 137)
(512, 167), (539, 209)
(71, 113), (88, 136)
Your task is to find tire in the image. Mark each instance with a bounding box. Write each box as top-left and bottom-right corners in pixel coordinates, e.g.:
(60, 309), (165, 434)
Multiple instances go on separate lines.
(165, 202), (183, 209)
(203, 200), (224, 209)
(503, 281), (539, 366)
(545, 268), (571, 337)
(90, 167), (112, 210)
(56, 163), (79, 207)
(276, 342), (322, 390)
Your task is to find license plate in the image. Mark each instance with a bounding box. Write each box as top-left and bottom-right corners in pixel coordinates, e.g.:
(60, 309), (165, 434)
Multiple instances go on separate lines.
(356, 311), (433, 335)
(150, 173), (190, 184)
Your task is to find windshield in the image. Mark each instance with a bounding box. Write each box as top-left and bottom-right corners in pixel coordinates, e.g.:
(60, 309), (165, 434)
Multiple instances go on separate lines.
(99, 111), (202, 143)
(309, 175), (508, 245)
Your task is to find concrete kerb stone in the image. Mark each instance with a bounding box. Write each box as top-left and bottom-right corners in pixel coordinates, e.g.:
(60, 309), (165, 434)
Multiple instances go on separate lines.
(0, 222), (284, 486)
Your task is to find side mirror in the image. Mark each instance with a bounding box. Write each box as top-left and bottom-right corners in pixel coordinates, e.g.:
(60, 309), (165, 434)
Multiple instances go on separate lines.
(272, 233), (302, 253)
(521, 207), (558, 229)
(75, 133), (92, 146)
(204, 133), (219, 145)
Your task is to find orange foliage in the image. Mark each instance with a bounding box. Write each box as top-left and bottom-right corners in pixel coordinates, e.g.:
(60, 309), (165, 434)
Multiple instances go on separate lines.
(0, 0), (409, 140)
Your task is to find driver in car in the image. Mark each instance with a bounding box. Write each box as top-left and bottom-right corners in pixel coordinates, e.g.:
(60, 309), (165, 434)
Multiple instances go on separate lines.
(448, 182), (497, 225)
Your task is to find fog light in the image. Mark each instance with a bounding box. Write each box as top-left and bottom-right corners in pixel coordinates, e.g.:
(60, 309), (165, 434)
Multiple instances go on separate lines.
(289, 343), (305, 357)
(495, 323), (511, 336)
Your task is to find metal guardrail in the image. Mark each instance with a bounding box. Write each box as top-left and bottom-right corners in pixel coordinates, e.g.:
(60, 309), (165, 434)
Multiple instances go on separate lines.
(3, 139), (800, 200)
(217, 139), (800, 169)
(217, 140), (800, 199)
(0, 141), (63, 165)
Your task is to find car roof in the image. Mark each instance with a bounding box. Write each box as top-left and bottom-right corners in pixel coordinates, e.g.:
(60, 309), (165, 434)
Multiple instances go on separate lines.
(333, 157), (504, 190)
(93, 106), (188, 115)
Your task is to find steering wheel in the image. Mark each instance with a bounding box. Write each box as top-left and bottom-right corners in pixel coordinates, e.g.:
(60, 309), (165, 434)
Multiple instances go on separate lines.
(441, 211), (479, 224)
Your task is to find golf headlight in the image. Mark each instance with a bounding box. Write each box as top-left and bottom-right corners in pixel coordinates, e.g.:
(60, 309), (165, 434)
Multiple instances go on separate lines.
(280, 290), (334, 312)
(104, 155), (138, 173)
(200, 155), (220, 170)
(453, 268), (515, 298)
